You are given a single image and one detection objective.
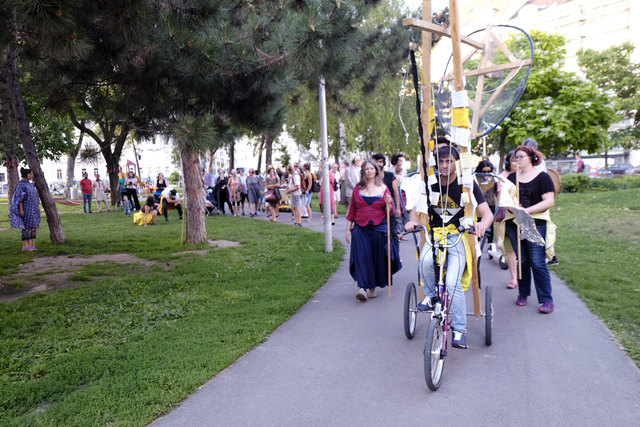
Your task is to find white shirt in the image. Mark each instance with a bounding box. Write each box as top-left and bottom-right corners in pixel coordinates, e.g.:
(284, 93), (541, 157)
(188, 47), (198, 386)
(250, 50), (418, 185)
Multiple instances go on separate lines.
(161, 187), (180, 200)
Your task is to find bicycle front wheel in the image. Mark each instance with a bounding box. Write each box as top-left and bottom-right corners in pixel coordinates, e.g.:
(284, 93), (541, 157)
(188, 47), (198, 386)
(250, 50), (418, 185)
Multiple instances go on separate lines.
(404, 282), (417, 339)
(424, 317), (445, 391)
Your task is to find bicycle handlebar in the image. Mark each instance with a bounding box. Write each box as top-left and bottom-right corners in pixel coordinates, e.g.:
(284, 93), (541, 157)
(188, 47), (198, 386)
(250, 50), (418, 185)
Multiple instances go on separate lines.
(403, 224), (469, 249)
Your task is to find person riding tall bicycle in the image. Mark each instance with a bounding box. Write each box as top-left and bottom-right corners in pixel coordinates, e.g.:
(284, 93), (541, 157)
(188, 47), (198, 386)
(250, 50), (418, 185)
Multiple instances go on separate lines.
(405, 146), (493, 349)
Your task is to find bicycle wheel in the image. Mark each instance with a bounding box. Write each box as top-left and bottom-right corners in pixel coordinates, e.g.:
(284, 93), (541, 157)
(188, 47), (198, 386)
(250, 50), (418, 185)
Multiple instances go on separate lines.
(424, 317), (445, 391)
(485, 286), (493, 346)
(404, 282), (418, 339)
(499, 255), (509, 270)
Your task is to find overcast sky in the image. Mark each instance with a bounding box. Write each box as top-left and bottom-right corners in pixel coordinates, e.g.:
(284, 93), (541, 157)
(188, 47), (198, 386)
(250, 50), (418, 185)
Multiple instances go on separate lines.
(404, 0), (450, 13)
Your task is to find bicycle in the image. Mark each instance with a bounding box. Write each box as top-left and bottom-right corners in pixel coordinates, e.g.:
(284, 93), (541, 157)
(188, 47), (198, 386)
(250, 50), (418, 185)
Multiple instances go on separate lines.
(403, 225), (493, 391)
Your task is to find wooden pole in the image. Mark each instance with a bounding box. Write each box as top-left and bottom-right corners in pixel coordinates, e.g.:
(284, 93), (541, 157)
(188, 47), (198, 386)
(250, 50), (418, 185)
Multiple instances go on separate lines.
(449, 0), (481, 316)
(418, 0), (432, 302)
(516, 163), (522, 279)
(387, 201), (392, 298)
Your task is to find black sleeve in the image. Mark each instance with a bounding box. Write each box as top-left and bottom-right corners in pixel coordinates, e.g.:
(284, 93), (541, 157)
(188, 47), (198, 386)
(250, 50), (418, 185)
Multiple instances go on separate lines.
(472, 181), (487, 205)
(538, 172), (555, 195)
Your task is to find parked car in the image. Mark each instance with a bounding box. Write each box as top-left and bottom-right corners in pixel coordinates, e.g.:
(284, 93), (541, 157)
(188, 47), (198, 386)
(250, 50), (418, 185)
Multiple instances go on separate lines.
(593, 166), (613, 179)
(629, 166), (640, 176)
(609, 163), (634, 176)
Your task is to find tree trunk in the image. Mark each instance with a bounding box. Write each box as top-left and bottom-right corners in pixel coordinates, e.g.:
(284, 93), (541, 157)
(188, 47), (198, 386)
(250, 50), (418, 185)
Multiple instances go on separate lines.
(229, 140), (235, 171)
(65, 128), (84, 198)
(66, 108), (130, 205)
(5, 22), (66, 244)
(339, 119), (347, 163)
(257, 137), (265, 172)
(206, 148), (216, 174)
(0, 89), (20, 201)
(264, 131), (274, 167)
(181, 148), (207, 244)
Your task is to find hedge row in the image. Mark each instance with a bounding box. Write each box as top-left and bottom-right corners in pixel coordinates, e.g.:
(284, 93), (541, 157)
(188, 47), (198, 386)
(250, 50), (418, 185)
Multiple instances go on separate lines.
(560, 173), (640, 193)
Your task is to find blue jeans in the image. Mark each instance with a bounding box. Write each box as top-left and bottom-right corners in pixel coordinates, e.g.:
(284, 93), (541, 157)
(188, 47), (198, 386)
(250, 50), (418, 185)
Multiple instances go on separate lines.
(419, 233), (468, 333)
(506, 221), (552, 303)
(83, 193), (93, 213)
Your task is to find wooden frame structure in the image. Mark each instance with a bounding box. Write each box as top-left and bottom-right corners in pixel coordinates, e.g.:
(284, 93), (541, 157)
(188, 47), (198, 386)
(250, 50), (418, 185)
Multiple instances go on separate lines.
(402, 0), (530, 316)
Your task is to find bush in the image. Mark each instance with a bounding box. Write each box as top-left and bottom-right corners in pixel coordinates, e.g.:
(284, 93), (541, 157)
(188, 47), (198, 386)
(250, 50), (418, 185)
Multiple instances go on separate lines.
(590, 178), (617, 192)
(561, 173), (591, 193)
(167, 171), (181, 185)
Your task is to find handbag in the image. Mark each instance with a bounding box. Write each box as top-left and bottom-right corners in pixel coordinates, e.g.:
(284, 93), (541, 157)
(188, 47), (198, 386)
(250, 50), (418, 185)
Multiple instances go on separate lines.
(274, 188), (282, 201)
(265, 189), (277, 202)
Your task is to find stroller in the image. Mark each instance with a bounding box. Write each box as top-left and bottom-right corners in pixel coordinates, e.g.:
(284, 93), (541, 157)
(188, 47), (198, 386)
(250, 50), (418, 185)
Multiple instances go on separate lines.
(205, 187), (219, 215)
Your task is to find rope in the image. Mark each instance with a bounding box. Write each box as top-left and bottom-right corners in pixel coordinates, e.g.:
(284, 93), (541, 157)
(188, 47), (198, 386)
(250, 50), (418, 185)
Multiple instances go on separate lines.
(397, 48), (412, 148)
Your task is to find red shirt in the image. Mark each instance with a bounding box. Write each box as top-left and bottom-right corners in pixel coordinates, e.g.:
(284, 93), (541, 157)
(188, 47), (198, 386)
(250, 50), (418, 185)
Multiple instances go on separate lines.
(80, 178), (93, 194)
(346, 186), (393, 227)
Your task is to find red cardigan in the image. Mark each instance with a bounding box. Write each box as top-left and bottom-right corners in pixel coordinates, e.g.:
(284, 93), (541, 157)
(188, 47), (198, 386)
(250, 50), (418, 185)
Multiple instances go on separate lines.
(346, 186), (393, 227)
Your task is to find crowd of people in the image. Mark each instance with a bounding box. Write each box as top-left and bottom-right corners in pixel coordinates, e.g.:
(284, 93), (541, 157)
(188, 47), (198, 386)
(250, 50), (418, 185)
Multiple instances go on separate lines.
(9, 138), (558, 323)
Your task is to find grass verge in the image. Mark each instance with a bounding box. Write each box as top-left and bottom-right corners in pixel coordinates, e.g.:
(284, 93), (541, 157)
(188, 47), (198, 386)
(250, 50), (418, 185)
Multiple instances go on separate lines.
(0, 205), (344, 426)
(551, 188), (640, 366)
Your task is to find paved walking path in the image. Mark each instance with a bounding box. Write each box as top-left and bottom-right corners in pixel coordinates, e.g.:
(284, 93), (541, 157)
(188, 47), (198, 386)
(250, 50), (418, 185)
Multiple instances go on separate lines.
(153, 212), (640, 426)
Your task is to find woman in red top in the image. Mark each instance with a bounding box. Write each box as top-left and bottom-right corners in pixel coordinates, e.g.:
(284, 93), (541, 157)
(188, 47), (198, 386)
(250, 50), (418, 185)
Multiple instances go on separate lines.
(346, 158), (402, 301)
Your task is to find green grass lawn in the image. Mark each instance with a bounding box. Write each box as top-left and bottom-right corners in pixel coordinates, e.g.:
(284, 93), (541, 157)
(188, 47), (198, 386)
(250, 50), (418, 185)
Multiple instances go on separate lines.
(551, 188), (640, 365)
(0, 202), (344, 426)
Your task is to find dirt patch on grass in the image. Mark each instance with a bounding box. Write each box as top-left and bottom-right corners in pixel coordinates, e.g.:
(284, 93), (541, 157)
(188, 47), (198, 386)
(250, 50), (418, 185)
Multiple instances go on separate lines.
(208, 239), (241, 248)
(0, 254), (156, 303)
(172, 239), (241, 256)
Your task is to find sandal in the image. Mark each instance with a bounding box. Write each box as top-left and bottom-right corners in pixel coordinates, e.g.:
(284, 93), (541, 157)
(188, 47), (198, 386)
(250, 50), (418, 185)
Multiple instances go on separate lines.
(506, 281), (518, 289)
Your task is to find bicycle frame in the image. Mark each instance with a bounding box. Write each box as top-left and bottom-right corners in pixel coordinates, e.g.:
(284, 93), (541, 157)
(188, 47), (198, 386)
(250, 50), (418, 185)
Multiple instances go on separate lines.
(420, 231), (464, 356)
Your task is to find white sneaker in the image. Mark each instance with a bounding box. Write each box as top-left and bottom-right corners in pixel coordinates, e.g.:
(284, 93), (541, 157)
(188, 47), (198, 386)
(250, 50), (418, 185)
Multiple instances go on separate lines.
(356, 288), (367, 302)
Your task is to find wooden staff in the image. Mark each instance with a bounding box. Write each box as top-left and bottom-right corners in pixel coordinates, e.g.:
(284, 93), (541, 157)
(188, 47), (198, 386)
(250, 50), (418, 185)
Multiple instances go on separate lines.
(181, 195), (186, 245)
(449, 0), (481, 316)
(387, 200), (392, 297)
(516, 163), (522, 279)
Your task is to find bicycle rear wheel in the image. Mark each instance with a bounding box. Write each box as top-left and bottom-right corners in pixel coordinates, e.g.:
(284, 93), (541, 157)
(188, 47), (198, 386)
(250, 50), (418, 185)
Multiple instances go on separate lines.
(424, 317), (445, 391)
(404, 282), (417, 339)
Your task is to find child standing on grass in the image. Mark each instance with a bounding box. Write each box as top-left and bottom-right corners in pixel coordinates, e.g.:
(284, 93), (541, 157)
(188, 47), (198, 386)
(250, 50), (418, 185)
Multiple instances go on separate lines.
(122, 195), (132, 216)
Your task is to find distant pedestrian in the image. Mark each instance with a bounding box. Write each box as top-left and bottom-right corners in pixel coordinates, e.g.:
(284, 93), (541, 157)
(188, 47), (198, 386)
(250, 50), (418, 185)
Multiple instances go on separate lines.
(79, 172), (93, 214)
(93, 174), (111, 212)
(286, 164), (303, 227)
(125, 171), (141, 211)
(575, 154), (585, 173)
(246, 169), (261, 217)
(9, 168), (40, 251)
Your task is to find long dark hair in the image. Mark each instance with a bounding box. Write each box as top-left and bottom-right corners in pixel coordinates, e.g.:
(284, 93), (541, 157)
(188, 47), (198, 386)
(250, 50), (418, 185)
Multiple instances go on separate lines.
(475, 160), (494, 174)
(20, 167), (32, 179)
(504, 150), (515, 172)
(357, 158), (383, 189)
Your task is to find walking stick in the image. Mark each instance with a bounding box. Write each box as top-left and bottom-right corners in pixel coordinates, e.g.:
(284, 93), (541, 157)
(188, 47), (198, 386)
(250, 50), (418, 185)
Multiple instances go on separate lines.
(181, 195), (186, 245)
(516, 164), (522, 279)
(386, 200), (392, 298)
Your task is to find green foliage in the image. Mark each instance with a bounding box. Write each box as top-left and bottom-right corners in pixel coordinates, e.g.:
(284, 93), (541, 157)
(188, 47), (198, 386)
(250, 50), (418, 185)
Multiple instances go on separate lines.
(560, 174), (640, 193)
(285, 0), (416, 158)
(491, 30), (617, 156)
(561, 173), (591, 193)
(167, 171), (180, 185)
(0, 208), (343, 425)
(577, 42), (640, 150)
